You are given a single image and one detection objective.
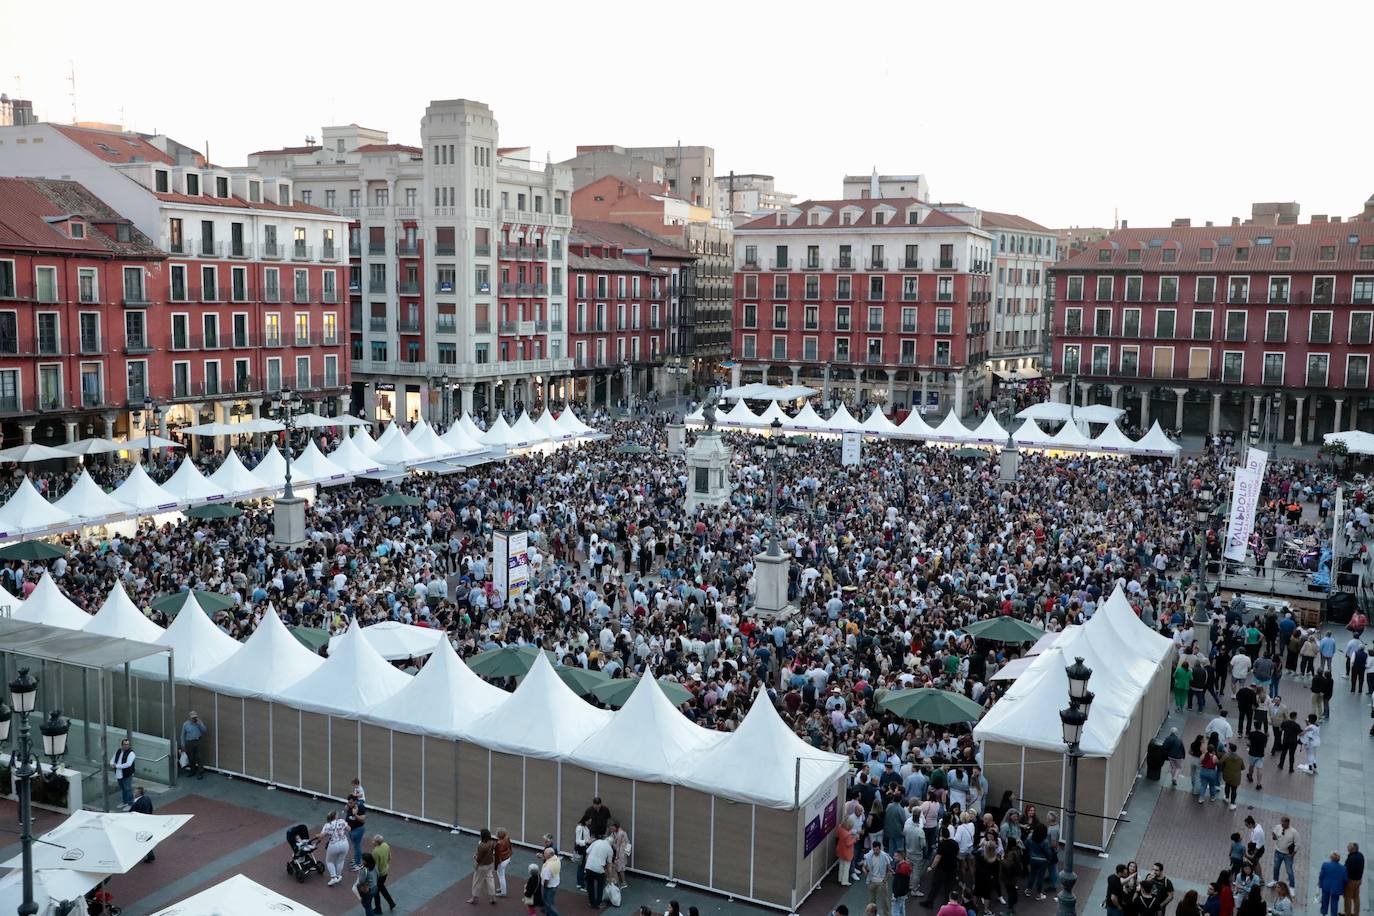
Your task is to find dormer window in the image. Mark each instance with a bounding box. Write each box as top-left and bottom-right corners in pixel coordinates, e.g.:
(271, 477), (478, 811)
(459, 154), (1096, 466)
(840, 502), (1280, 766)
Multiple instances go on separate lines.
(873, 211), (886, 226)
(1276, 245), (1292, 261)
(842, 212), (853, 225)
(1318, 245), (1336, 261)
(185, 173), (200, 196)
(278, 183), (291, 206)
(154, 170), (169, 193)
(248, 181), (261, 203)
(907, 211), (919, 225)
(115, 224), (131, 242)
(216, 176), (230, 198)
(69, 221), (85, 239)
(1162, 248), (1178, 263)
(1199, 247), (1214, 263)
(1127, 248), (1141, 263)
(1097, 249), (1112, 262)
(1234, 246), (1249, 262)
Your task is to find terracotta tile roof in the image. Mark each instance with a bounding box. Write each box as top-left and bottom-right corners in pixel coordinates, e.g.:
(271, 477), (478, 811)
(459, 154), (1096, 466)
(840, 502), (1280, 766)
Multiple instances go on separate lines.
(568, 252), (660, 274)
(735, 197), (976, 231)
(1053, 223), (1374, 273)
(0, 177), (163, 256)
(250, 144), (322, 157)
(53, 124), (177, 166)
(497, 146), (524, 155)
(572, 220), (693, 260)
(979, 210), (1052, 233)
(151, 191), (340, 217)
(354, 144), (422, 155)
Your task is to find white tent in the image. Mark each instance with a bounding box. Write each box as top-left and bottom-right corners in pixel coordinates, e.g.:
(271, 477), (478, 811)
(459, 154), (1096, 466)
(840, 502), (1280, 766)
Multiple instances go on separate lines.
(84, 582), (164, 642)
(1324, 429), (1374, 456)
(1016, 402), (1125, 424)
(967, 413), (1010, 445)
(209, 451), (270, 499)
(134, 592), (242, 680)
(720, 399), (761, 427)
(194, 605), (322, 698)
(351, 426), (383, 457)
(1135, 422), (1181, 456)
(755, 400), (792, 428)
(569, 673), (724, 780)
(510, 410), (551, 446)
(1090, 421), (1137, 454)
(0, 477), (74, 535)
(274, 620), (411, 716)
(786, 402), (829, 432)
(896, 409), (936, 439)
(407, 419), (458, 460)
(463, 652), (612, 758)
(480, 414), (525, 449)
(457, 412), (487, 442)
(330, 619), (447, 661)
(721, 383), (818, 401)
(160, 459), (228, 505)
(363, 639), (507, 738)
(929, 411), (973, 442)
(0, 582), (21, 615)
(1012, 419), (1054, 446)
(249, 445), (288, 490)
(291, 440), (350, 484)
(439, 421), (488, 455)
(14, 571), (91, 629)
(1048, 420), (1092, 450)
(372, 427), (429, 466)
(682, 406), (705, 425)
(0, 867), (110, 916)
(535, 410), (569, 441)
(145, 874), (326, 916)
(53, 469), (129, 522)
(861, 407), (900, 436)
(329, 435), (384, 475)
(110, 464), (181, 514)
(681, 689), (848, 808)
(824, 403), (863, 433)
(555, 407), (594, 436)
(373, 421), (403, 450)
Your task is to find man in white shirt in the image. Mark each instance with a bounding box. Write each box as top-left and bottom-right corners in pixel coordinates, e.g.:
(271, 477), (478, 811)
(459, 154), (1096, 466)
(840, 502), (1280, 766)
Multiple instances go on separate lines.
(540, 847), (562, 916)
(583, 833), (614, 907)
(1229, 653), (1252, 695)
(1205, 711), (1234, 744)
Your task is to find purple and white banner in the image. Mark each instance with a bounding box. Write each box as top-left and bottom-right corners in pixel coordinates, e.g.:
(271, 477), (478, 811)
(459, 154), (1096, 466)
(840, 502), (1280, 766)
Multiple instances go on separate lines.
(1223, 467), (1263, 561)
(1244, 446), (1268, 480)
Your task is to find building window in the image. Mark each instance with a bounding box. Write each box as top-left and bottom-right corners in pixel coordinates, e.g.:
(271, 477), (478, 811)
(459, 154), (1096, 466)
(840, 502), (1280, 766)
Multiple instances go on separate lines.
(1265, 311), (1288, 343)
(1198, 247), (1214, 263)
(1347, 354), (1369, 388)
(1228, 277), (1249, 304)
(1350, 312), (1373, 345)
(1159, 276), (1179, 303)
(1065, 276), (1084, 301)
(1191, 310), (1213, 340)
(1309, 311), (1332, 343)
(1306, 353), (1329, 387)
(1195, 276), (1216, 304)
(1154, 309), (1176, 339)
(1313, 276), (1335, 305)
(1124, 276), (1142, 302)
(1095, 276), (1113, 301)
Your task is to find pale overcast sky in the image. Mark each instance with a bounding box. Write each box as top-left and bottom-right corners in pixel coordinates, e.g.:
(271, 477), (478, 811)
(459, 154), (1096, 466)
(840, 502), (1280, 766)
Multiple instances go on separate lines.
(4, 0), (1370, 229)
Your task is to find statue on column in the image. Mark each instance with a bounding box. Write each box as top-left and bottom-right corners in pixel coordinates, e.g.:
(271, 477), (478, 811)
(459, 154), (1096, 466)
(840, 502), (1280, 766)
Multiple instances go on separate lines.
(701, 390), (719, 432)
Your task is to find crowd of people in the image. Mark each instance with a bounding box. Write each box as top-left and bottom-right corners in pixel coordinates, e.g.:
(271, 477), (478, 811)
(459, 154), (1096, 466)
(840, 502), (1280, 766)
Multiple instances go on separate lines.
(3, 402), (1371, 916)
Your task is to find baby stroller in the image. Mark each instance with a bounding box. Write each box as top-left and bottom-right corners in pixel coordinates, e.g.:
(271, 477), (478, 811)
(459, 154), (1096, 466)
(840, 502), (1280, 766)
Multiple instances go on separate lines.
(285, 824), (326, 882)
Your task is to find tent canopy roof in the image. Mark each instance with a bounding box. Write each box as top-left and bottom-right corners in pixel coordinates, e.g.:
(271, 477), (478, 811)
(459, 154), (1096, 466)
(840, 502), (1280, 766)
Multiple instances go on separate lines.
(0, 618), (169, 669)
(363, 639), (507, 738)
(722, 383), (817, 401)
(463, 652), (611, 757)
(569, 672), (723, 779)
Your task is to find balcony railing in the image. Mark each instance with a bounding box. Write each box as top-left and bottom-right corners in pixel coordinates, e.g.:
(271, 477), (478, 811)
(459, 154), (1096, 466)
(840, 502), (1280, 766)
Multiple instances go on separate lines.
(368, 242), (386, 255)
(866, 258), (887, 271)
(398, 281), (421, 296)
(866, 352), (884, 364)
(436, 319), (457, 334)
(261, 242), (283, 260)
(396, 241), (420, 256)
(769, 258), (790, 270)
(901, 257), (923, 271)
(802, 258), (823, 271)
(397, 320), (421, 333)
(369, 317), (388, 331)
(435, 281), (457, 295)
(935, 258), (956, 270)
(291, 244), (312, 261)
(123, 288), (150, 306)
(832, 257), (856, 270)
(368, 280), (387, 293)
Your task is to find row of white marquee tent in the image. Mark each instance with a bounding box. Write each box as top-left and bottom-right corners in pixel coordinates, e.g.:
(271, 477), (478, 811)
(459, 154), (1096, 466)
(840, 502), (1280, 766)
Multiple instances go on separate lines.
(9, 574), (846, 809)
(0, 408), (598, 540)
(685, 400), (1181, 458)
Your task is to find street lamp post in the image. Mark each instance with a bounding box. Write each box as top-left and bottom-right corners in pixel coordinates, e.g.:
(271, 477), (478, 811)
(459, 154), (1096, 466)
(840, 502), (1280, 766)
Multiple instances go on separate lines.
(268, 387), (307, 546)
(1194, 485), (1214, 650)
(1057, 657), (1094, 916)
(999, 395), (1020, 483)
(141, 396), (162, 464)
(1, 668), (72, 916)
(749, 417), (797, 618)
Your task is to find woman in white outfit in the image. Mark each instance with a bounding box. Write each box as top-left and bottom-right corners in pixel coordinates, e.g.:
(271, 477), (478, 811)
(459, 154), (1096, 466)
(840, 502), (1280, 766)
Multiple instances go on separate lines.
(313, 810), (351, 885)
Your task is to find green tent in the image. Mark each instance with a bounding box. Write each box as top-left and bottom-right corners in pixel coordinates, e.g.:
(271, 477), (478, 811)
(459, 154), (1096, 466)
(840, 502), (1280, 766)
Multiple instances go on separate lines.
(963, 616), (1046, 644)
(0, 541), (67, 561)
(554, 665), (612, 697)
(186, 503), (244, 520)
(466, 645), (559, 678)
(949, 447), (988, 459)
(151, 590), (238, 614)
(290, 625), (331, 653)
(876, 687), (985, 725)
(371, 492), (423, 508)
(590, 676), (694, 708)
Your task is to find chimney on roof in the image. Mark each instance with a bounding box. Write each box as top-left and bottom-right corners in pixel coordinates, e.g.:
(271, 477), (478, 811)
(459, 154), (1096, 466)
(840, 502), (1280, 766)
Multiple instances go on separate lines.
(1311, 215), (1328, 224)
(1332, 216), (1342, 224)
(1171, 218), (1191, 228)
(870, 167), (880, 201)
(1120, 219), (1128, 229)
(1205, 221), (1214, 228)
(1231, 217), (1241, 227)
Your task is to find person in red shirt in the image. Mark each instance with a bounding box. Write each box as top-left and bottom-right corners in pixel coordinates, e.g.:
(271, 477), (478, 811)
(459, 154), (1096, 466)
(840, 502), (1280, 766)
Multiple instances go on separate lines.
(934, 890), (968, 916)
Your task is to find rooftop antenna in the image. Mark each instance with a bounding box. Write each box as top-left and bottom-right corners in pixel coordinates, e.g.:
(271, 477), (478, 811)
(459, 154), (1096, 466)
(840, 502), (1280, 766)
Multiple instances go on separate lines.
(66, 61), (77, 124)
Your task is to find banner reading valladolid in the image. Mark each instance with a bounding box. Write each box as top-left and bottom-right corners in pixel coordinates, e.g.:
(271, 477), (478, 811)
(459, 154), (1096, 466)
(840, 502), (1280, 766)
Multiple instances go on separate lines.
(1244, 446), (1268, 481)
(492, 530), (531, 601)
(1223, 467), (1263, 561)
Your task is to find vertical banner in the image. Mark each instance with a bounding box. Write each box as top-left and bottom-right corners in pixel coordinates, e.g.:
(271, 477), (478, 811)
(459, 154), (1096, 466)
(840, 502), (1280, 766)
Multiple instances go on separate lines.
(1244, 446), (1268, 480)
(492, 530), (531, 601)
(1223, 468), (1263, 561)
(802, 782), (840, 856)
(841, 432), (862, 466)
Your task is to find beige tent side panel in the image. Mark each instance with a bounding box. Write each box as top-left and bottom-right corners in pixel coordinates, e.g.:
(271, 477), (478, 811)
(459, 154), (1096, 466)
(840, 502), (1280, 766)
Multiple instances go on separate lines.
(630, 780), (671, 876)
(523, 758), (560, 847)
(595, 774), (634, 844)
(488, 751), (525, 837)
(670, 787), (713, 887)
(391, 730), (423, 816)
(423, 737), (459, 827)
(216, 694), (245, 775)
(456, 741), (491, 830)
(755, 804), (801, 908)
(559, 764), (596, 852)
(1073, 756), (1110, 850)
(1106, 735), (1139, 849)
(710, 797), (753, 898)
(241, 697), (271, 780)
(981, 740), (1032, 808)
(793, 775), (844, 901)
(329, 717), (360, 799)
(186, 685), (218, 770)
(360, 723), (393, 812)
(1019, 745), (1067, 819)
(299, 711), (331, 794)
(270, 704), (301, 788)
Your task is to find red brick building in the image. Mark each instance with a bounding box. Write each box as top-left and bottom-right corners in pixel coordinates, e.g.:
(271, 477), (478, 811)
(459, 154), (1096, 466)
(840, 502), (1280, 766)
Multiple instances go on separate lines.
(1049, 220), (1374, 440)
(0, 177), (167, 445)
(730, 198), (993, 416)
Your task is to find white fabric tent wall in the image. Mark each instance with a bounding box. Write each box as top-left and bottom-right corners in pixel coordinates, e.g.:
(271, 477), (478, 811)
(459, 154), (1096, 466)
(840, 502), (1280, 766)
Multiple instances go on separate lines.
(329, 435), (384, 474)
(194, 606), (322, 698)
(209, 452), (271, 498)
(1135, 422), (1181, 456)
(569, 674), (724, 780)
(0, 478), (74, 535)
(463, 652), (611, 758)
(555, 408), (594, 436)
(896, 409), (936, 439)
(786, 402), (829, 432)
(351, 426), (383, 456)
(534, 410), (570, 442)
(967, 414), (1009, 444)
(1089, 422), (1137, 454)
(111, 464), (181, 514)
(929, 411), (973, 442)
(331, 620), (446, 660)
(824, 403), (863, 433)
(510, 410), (551, 446)
(250, 446), (288, 490)
(160, 459), (228, 505)
(14, 571), (91, 629)
(860, 407), (899, 436)
(1012, 419), (1054, 446)
(720, 399), (761, 428)
(755, 400), (792, 427)
(292, 440), (351, 484)
(135, 592), (241, 680)
(273, 620), (411, 716)
(480, 415), (524, 448)
(53, 470), (130, 522)
(362, 639), (507, 738)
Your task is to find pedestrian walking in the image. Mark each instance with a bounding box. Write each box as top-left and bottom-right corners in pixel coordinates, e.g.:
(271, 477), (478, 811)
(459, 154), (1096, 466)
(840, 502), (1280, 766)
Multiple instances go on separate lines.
(864, 841), (893, 916)
(495, 828), (513, 897)
(1219, 743), (1244, 810)
(370, 835), (396, 912)
(1321, 852), (1349, 916)
(541, 846), (563, 916)
(313, 811), (351, 886)
(1298, 714), (1322, 774)
(1344, 842), (1364, 916)
(522, 863), (543, 916)
(468, 828), (498, 905)
(1269, 817), (1299, 889)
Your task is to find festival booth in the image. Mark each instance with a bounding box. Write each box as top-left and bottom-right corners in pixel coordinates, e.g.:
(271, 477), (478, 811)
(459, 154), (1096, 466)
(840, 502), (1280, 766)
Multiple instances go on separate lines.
(329, 435), (385, 475)
(159, 459), (229, 505)
(1012, 419), (1054, 448)
(860, 407), (900, 438)
(896, 409), (936, 440)
(53, 470), (131, 526)
(209, 451), (272, 500)
(0, 478), (75, 540)
(1134, 422), (1183, 459)
(966, 414), (1010, 446)
(927, 411), (973, 444)
(823, 403), (863, 435)
(973, 587), (1173, 850)
(719, 399), (762, 429)
(785, 402), (833, 435)
(291, 440), (352, 486)
(534, 410), (570, 442)
(15, 572), (91, 629)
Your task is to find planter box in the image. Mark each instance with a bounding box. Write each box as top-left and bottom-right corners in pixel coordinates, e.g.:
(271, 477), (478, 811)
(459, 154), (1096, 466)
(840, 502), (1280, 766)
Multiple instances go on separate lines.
(0, 752), (84, 814)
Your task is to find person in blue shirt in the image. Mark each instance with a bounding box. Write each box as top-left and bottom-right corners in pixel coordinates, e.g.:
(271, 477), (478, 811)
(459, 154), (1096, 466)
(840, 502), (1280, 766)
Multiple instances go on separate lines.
(1319, 852), (1348, 916)
(1317, 632), (1338, 674)
(179, 711), (208, 779)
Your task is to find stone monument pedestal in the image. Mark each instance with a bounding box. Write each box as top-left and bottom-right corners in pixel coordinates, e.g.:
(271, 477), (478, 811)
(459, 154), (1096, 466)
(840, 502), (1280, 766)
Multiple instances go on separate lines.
(273, 496), (308, 548)
(666, 422), (686, 456)
(684, 429), (731, 513)
(752, 548), (797, 620)
(998, 443), (1020, 483)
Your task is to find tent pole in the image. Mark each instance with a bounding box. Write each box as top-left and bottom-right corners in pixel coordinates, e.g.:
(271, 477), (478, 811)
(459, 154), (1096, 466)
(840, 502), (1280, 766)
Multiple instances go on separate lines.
(98, 670), (110, 812)
(167, 651), (177, 787)
(794, 757), (801, 808)
(123, 662), (133, 743)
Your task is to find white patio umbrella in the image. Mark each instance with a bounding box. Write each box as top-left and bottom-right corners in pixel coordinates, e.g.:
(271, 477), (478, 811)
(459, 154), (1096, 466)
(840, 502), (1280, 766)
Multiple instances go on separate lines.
(146, 874), (326, 916)
(0, 810), (192, 873)
(178, 421), (241, 436)
(121, 434), (183, 452)
(294, 413), (371, 429)
(56, 437), (125, 457)
(0, 867), (110, 916)
(0, 442), (74, 462)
